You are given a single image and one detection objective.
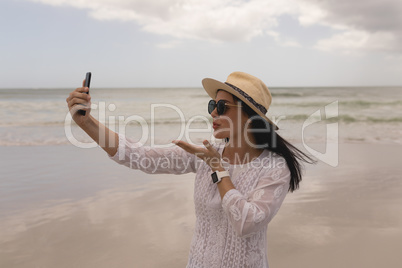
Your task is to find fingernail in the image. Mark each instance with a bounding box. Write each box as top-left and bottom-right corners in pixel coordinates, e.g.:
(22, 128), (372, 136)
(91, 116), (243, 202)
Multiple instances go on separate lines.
(172, 140), (178, 144)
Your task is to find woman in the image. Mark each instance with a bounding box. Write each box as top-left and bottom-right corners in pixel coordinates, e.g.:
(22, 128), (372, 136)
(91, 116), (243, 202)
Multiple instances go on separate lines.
(66, 71), (314, 268)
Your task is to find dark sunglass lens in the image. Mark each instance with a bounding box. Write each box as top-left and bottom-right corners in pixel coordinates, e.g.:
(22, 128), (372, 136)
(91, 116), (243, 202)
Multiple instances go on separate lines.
(208, 100), (216, 114)
(217, 100), (226, 115)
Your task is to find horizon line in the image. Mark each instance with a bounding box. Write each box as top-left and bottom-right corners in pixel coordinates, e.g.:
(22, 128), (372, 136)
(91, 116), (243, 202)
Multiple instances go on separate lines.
(1, 85), (402, 90)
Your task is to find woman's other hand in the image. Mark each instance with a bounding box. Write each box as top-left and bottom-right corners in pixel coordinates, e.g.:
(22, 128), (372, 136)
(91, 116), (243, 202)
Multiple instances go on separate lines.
(173, 140), (225, 171)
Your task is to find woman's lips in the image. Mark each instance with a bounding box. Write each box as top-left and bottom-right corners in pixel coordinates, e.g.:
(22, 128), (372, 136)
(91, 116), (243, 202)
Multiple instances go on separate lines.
(213, 123), (220, 129)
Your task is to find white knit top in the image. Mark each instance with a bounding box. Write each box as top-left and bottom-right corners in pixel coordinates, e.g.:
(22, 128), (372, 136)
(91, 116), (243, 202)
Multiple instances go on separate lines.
(109, 134), (291, 268)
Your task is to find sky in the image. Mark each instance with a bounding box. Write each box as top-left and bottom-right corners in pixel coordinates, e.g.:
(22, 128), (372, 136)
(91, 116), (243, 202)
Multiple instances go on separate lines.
(1, 0), (401, 88)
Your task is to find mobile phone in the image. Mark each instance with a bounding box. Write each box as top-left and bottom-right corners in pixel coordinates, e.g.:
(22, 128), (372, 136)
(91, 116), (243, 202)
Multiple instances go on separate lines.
(78, 72), (91, 116)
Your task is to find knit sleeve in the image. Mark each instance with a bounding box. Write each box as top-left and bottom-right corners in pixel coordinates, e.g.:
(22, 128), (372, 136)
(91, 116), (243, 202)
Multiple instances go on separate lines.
(108, 133), (198, 174)
(221, 160), (291, 237)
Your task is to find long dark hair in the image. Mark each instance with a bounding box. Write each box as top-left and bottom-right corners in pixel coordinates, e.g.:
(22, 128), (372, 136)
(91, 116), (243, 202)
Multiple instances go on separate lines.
(230, 94), (316, 192)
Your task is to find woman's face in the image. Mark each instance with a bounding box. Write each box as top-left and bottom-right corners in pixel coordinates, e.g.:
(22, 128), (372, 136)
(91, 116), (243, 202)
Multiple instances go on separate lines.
(210, 90), (248, 140)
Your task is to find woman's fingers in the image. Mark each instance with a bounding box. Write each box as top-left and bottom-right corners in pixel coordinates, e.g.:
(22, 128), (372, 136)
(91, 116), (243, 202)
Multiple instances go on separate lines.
(66, 83), (92, 123)
(174, 140), (223, 170)
(66, 90), (90, 105)
(66, 86), (92, 121)
(77, 86), (89, 94)
(66, 88), (88, 100)
(203, 140), (220, 156)
(203, 140), (213, 151)
(68, 97), (89, 108)
(173, 140), (192, 152)
(71, 91), (90, 100)
(174, 140), (217, 155)
(67, 99), (90, 112)
(174, 140), (219, 159)
(173, 140), (198, 154)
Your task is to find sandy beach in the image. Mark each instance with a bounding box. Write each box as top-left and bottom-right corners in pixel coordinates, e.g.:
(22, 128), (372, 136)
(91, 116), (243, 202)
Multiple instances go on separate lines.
(2, 0), (402, 265)
(1, 143), (402, 268)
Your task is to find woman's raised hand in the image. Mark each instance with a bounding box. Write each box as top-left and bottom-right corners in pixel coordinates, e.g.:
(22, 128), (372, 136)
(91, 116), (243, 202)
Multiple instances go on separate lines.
(173, 140), (224, 171)
(66, 79), (92, 126)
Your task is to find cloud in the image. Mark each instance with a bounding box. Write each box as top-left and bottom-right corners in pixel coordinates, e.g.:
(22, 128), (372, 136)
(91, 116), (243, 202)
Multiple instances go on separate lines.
(29, 0), (297, 42)
(302, 0), (402, 54)
(304, 0), (402, 33)
(28, 0), (402, 54)
(315, 30), (399, 54)
(155, 40), (182, 49)
(283, 40), (302, 48)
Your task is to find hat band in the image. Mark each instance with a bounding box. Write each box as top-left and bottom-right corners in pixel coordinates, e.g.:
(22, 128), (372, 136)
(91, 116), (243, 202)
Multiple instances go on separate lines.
(225, 82), (267, 114)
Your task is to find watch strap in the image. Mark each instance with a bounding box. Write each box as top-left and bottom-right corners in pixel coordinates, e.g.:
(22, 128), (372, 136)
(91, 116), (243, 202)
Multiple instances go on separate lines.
(211, 170), (230, 184)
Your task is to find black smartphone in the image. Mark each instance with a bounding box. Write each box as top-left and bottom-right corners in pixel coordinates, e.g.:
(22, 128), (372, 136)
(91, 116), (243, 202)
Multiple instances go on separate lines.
(78, 72), (91, 116)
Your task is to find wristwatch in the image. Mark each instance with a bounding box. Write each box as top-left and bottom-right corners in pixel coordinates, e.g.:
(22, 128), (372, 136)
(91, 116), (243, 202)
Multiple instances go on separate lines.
(211, 170), (230, 184)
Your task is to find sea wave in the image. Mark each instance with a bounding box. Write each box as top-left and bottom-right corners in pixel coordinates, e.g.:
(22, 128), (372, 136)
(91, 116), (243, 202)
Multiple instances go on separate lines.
(2, 113), (402, 127)
(285, 114), (402, 123)
(276, 100), (402, 108)
(0, 139), (69, 146)
(0, 121), (66, 127)
(342, 100), (402, 107)
(271, 92), (305, 97)
(2, 86), (402, 146)
(0, 117), (211, 127)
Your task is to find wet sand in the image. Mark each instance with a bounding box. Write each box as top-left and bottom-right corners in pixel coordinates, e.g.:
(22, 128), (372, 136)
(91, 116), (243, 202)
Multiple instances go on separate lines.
(268, 144), (402, 267)
(1, 143), (401, 267)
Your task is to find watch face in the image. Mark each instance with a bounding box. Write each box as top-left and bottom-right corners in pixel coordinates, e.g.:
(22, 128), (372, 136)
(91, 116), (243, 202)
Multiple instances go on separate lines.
(211, 172), (218, 183)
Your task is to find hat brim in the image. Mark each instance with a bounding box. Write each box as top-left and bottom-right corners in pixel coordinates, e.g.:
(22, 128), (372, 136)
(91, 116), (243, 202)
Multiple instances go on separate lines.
(202, 78), (279, 130)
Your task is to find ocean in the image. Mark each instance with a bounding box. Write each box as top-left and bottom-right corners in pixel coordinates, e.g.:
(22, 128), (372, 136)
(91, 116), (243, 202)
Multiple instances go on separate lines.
(1, 86), (402, 268)
(0, 86), (401, 146)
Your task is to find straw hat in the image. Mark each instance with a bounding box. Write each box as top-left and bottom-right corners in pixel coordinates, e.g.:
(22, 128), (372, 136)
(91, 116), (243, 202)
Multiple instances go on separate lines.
(202, 71), (278, 130)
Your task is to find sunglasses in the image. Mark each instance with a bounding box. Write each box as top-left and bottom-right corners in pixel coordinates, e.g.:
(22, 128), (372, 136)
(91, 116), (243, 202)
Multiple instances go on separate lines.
(208, 99), (242, 115)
